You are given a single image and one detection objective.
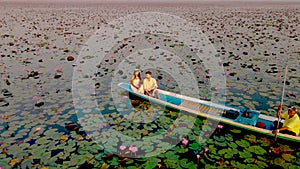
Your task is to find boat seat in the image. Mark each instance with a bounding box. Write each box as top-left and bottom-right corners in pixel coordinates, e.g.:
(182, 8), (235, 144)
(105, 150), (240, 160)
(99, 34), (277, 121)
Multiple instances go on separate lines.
(180, 100), (224, 115)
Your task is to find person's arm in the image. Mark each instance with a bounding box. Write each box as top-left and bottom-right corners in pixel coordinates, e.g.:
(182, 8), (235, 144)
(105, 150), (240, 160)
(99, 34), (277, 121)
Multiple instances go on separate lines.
(143, 79), (149, 92)
(131, 78), (139, 89)
(273, 126), (289, 134)
(277, 104), (282, 117)
(150, 78), (158, 90)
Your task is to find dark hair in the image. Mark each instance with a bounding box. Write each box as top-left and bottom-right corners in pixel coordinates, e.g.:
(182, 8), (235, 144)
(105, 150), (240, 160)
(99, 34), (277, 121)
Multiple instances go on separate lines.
(145, 71), (152, 75)
(133, 70), (142, 81)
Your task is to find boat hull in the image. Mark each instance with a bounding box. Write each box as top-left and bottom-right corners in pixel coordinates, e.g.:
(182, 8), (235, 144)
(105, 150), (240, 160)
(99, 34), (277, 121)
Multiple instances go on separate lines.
(118, 83), (300, 142)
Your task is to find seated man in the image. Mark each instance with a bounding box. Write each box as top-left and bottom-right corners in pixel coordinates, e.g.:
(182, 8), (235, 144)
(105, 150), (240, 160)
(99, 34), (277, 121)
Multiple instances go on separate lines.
(273, 105), (300, 136)
(143, 71), (159, 99)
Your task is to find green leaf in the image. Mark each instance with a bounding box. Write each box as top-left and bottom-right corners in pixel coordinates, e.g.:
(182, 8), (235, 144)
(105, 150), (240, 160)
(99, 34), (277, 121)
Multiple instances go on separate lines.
(218, 149), (227, 155)
(257, 155), (267, 162)
(256, 161), (268, 168)
(230, 129), (241, 134)
(143, 160), (157, 169)
(164, 159), (179, 168)
(282, 153), (296, 162)
(247, 146), (266, 155)
(180, 158), (195, 168)
(239, 150), (252, 158)
(224, 153), (234, 159)
(177, 147), (188, 154)
(244, 158), (255, 163)
(213, 135), (225, 142)
(289, 165), (300, 169)
(108, 156), (119, 166)
(236, 140), (250, 148)
(164, 151), (179, 160)
(225, 134), (234, 142)
(189, 142), (200, 150)
(274, 157), (285, 166)
(195, 118), (203, 126)
(215, 141), (227, 147)
(228, 142), (238, 149)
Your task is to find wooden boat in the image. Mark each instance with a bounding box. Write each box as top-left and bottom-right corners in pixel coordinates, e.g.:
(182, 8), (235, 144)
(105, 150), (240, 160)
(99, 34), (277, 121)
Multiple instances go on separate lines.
(118, 83), (300, 142)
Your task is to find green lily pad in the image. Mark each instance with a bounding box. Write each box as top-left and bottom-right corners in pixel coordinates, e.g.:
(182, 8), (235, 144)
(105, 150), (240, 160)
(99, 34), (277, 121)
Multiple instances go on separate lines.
(180, 158), (196, 168)
(239, 150), (252, 158)
(213, 135), (225, 142)
(108, 156), (119, 166)
(244, 158), (255, 163)
(164, 151), (179, 160)
(189, 142), (200, 150)
(143, 145), (154, 153)
(274, 157), (285, 166)
(257, 155), (267, 162)
(256, 161), (268, 168)
(215, 141), (227, 147)
(142, 157), (160, 169)
(164, 159), (179, 169)
(228, 142), (238, 149)
(247, 145), (266, 155)
(282, 153), (296, 162)
(236, 140), (250, 148)
(230, 129), (242, 134)
(177, 147), (189, 154)
(225, 134), (234, 142)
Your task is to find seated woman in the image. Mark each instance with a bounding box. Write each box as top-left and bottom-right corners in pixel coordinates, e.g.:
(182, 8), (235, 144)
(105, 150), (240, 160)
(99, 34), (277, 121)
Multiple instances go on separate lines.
(273, 105), (300, 136)
(130, 69), (143, 93)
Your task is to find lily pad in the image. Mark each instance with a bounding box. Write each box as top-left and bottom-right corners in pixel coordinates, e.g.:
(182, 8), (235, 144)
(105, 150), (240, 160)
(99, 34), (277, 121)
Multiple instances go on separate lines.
(282, 153), (296, 162)
(239, 150), (252, 158)
(247, 145), (266, 155)
(236, 140), (250, 148)
(230, 129), (241, 134)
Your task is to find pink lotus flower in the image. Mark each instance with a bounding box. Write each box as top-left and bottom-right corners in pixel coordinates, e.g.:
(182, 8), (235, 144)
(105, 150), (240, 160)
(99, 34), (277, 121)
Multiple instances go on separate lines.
(123, 96), (128, 99)
(0, 166), (5, 169)
(219, 60), (222, 66)
(36, 127), (41, 132)
(129, 145), (138, 153)
(119, 145), (126, 151)
(23, 68), (30, 73)
(182, 138), (188, 145)
(196, 154), (200, 159)
(55, 67), (63, 72)
(33, 96), (38, 100)
(217, 124), (223, 129)
(204, 148), (209, 153)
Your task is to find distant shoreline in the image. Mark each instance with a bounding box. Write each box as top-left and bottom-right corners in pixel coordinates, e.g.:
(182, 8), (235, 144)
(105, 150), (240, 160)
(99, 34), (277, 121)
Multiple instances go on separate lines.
(0, 1), (300, 8)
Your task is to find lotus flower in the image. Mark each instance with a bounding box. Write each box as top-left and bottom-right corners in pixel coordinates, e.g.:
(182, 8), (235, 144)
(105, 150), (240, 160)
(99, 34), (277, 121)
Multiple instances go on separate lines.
(129, 145), (138, 154)
(182, 138), (188, 145)
(36, 127), (41, 132)
(24, 68), (30, 73)
(204, 148), (209, 153)
(196, 154), (200, 159)
(55, 67), (63, 72)
(119, 145), (126, 151)
(217, 124), (223, 129)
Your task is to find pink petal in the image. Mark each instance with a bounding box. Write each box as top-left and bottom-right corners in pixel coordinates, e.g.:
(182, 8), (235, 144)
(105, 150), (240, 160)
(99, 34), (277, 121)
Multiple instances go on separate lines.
(36, 127), (41, 132)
